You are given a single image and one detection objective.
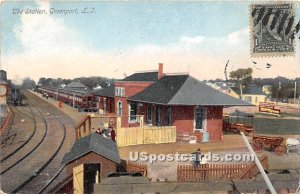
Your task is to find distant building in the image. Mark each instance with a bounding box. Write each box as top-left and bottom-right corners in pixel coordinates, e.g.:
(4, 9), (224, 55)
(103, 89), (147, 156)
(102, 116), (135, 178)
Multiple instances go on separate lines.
(262, 85), (272, 97)
(0, 70), (9, 127)
(93, 84), (103, 90)
(231, 85), (266, 106)
(59, 84), (66, 88)
(0, 70), (7, 81)
(205, 81), (236, 96)
(206, 81), (267, 106)
(66, 81), (88, 90)
(0, 70), (8, 105)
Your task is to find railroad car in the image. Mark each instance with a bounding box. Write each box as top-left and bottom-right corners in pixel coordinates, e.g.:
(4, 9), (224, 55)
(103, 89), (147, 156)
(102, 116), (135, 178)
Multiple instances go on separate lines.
(39, 86), (97, 112)
(8, 88), (24, 106)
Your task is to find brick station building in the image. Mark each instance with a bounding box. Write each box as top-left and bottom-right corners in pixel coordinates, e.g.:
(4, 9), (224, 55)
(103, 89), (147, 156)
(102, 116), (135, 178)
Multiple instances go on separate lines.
(95, 63), (250, 141)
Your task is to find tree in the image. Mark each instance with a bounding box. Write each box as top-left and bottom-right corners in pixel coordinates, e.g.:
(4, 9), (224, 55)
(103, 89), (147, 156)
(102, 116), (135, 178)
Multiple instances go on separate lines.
(229, 68), (253, 89)
(38, 77), (47, 86)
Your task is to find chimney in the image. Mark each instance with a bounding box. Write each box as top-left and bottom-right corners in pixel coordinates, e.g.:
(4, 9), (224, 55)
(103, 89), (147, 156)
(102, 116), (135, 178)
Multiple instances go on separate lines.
(158, 63), (164, 79)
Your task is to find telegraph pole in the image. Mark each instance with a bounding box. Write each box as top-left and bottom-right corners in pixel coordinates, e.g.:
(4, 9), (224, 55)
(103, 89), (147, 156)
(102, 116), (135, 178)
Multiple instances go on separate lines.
(241, 132), (276, 194)
(240, 84), (243, 99)
(294, 81), (297, 105)
(276, 82), (281, 105)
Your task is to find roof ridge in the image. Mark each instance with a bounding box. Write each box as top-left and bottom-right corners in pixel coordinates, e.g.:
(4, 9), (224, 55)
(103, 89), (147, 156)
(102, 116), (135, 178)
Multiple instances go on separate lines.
(164, 73), (189, 76)
(167, 74), (190, 104)
(89, 133), (97, 149)
(134, 70), (158, 73)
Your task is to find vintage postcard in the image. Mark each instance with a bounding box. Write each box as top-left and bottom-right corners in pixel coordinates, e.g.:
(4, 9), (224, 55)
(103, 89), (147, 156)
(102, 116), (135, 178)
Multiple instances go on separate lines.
(0, 1), (299, 193)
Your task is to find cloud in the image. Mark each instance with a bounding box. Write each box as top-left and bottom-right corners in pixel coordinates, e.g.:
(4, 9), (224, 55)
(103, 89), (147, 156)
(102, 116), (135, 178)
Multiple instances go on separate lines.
(179, 27), (248, 46)
(2, 2), (299, 83)
(180, 36), (205, 44)
(14, 1), (82, 57)
(226, 28), (248, 44)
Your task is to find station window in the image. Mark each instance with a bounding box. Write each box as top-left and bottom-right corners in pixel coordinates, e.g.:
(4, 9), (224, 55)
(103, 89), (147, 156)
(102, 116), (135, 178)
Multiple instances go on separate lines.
(129, 102), (137, 122)
(103, 98), (107, 112)
(155, 106), (162, 126)
(117, 101), (122, 117)
(115, 87), (125, 96)
(146, 106), (152, 124)
(245, 96), (252, 103)
(194, 106), (206, 131)
(165, 107), (172, 126)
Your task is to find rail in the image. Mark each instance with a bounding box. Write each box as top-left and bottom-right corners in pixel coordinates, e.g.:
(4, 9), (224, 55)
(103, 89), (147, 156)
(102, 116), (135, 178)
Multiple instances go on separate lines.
(0, 107), (36, 163)
(1, 107), (46, 175)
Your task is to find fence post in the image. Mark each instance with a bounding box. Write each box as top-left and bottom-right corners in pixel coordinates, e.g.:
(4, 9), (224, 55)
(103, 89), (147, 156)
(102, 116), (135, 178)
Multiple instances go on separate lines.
(117, 117), (121, 129)
(140, 116), (144, 127)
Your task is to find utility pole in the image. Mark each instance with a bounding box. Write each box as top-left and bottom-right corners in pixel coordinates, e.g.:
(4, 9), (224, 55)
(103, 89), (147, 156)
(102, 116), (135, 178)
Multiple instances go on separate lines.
(241, 132), (277, 194)
(294, 81), (297, 105)
(277, 82), (281, 105)
(73, 93), (75, 108)
(240, 83), (243, 99)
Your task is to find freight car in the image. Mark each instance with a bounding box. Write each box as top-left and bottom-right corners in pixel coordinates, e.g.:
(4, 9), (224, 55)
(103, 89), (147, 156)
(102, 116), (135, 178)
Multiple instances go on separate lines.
(39, 86), (97, 112)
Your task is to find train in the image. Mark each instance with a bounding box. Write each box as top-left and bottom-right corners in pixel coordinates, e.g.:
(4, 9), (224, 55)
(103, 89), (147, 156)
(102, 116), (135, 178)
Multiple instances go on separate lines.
(8, 87), (24, 106)
(38, 86), (98, 112)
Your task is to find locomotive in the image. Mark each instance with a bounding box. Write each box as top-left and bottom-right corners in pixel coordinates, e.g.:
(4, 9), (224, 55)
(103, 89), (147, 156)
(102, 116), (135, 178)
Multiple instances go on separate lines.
(8, 87), (23, 106)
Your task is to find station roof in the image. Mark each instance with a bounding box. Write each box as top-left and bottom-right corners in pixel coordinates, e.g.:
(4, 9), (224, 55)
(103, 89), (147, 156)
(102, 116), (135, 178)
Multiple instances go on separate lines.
(93, 83), (115, 98)
(129, 74), (252, 106)
(122, 71), (158, 82)
(62, 133), (120, 165)
(66, 81), (87, 89)
(227, 109), (254, 117)
(40, 86), (94, 96)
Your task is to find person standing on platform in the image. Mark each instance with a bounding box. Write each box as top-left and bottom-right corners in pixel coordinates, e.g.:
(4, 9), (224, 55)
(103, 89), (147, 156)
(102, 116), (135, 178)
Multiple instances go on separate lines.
(192, 148), (202, 167)
(95, 128), (102, 135)
(111, 128), (116, 142)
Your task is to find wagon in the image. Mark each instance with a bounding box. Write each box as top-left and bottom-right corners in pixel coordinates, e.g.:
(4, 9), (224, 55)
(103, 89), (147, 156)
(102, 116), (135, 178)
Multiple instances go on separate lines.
(252, 135), (286, 156)
(223, 110), (254, 135)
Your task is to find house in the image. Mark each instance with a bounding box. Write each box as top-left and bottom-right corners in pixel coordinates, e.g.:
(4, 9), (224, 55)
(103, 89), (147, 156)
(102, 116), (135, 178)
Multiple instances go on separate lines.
(205, 81), (237, 97)
(262, 85), (272, 97)
(94, 65), (160, 117)
(95, 63), (251, 142)
(62, 132), (121, 177)
(231, 85), (266, 106)
(93, 83), (116, 115)
(0, 70), (7, 81)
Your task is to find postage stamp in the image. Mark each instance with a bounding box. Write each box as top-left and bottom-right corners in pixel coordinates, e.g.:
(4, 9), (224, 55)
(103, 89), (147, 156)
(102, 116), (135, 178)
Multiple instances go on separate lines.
(250, 2), (295, 57)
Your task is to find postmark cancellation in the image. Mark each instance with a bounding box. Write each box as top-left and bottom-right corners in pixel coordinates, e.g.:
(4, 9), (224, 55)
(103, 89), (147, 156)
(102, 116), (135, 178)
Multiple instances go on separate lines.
(250, 2), (296, 57)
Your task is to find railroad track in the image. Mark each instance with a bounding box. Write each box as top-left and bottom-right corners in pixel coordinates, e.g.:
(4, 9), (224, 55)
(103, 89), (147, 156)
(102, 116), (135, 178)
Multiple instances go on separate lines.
(0, 107), (16, 145)
(0, 91), (74, 193)
(0, 106), (47, 175)
(0, 106), (37, 163)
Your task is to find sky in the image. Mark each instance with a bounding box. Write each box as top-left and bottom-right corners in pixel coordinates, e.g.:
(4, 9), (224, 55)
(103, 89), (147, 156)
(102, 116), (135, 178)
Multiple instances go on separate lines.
(1, 1), (300, 84)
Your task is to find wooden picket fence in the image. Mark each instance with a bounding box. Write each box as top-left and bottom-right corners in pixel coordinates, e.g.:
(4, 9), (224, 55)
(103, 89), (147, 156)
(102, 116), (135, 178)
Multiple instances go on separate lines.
(126, 161), (148, 176)
(177, 163), (249, 182)
(237, 155), (268, 179)
(116, 126), (176, 147)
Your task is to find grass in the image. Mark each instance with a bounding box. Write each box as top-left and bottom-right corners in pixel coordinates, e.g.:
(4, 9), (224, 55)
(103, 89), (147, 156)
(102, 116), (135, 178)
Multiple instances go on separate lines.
(228, 114), (300, 135)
